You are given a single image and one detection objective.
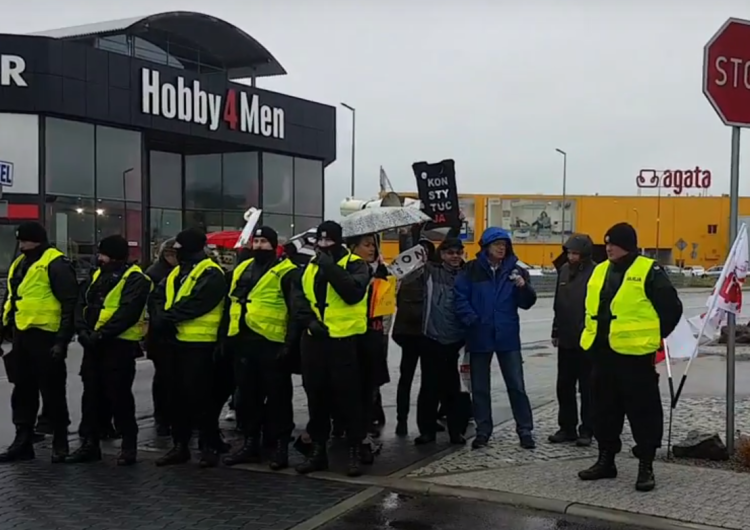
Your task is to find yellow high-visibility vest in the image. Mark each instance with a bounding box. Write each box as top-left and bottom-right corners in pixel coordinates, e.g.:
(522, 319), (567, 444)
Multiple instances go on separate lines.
(164, 258), (225, 343)
(580, 255), (661, 355)
(227, 258), (296, 342)
(89, 264), (152, 341)
(302, 252), (368, 338)
(2, 248), (64, 332)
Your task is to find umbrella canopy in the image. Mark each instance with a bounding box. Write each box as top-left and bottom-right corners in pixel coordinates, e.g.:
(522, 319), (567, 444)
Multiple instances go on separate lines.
(287, 228), (317, 258)
(206, 230), (242, 249)
(341, 207), (431, 238)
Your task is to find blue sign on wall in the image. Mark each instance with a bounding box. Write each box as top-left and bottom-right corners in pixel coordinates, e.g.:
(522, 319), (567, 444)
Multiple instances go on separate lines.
(0, 160), (13, 187)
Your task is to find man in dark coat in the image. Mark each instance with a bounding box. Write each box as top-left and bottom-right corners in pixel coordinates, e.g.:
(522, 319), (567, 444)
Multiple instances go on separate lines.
(549, 234), (596, 446)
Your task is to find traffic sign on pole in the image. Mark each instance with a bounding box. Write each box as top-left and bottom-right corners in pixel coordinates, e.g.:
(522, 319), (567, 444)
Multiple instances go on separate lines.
(702, 17), (750, 455)
(703, 18), (750, 126)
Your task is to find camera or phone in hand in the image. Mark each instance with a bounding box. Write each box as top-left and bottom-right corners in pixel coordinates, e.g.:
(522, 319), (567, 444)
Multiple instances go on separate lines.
(509, 269), (520, 282)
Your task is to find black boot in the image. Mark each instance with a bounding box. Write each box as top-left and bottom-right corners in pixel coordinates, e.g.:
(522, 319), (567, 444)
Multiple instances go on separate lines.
(0, 428), (34, 463)
(578, 449), (618, 481)
(359, 442), (374, 465)
(222, 437), (261, 466)
(576, 430), (593, 447)
(295, 443), (328, 474)
(269, 438), (289, 471)
(548, 429), (577, 443)
(199, 447), (219, 468)
(347, 445), (362, 477)
(66, 438), (102, 464)
(395, 420), (408, 436)
(51, 430), (69, 464)
(635, 458), (656, 492)
(117, 437), (138, 466)
(155, 443), (191, 467)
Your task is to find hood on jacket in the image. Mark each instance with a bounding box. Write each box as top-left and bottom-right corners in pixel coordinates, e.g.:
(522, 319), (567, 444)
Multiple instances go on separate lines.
(478, 227), (514, 256)
(563, 233), (593, 257)
(157, 238), (176, 263)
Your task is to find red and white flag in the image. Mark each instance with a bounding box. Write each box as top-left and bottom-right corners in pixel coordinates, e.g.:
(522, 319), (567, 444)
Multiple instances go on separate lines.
(661, 224), (748, 361)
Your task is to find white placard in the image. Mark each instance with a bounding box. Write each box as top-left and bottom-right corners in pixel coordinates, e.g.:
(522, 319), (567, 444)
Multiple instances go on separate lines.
(234, 208), (262, 249)
(388, 245), (428, 280)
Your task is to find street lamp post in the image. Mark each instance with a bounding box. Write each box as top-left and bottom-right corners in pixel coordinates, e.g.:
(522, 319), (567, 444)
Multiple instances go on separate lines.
(555, 148), (567, 243)
(341, 103), (356, 197)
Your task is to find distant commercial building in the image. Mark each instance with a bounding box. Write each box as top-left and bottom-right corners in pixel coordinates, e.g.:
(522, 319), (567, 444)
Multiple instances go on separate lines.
(380, 193), (747, 268)
(0, 11), (334, 274)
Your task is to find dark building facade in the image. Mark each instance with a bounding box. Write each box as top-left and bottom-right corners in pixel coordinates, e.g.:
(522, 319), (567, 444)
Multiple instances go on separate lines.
(0, 11), (335, 273)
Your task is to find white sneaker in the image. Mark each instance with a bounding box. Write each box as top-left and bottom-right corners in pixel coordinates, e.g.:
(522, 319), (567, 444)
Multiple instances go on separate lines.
(224, 410), (236, 421)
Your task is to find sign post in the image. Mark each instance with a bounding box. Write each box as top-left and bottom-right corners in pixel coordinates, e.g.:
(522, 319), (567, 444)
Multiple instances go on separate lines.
(702, 17), (750, 453)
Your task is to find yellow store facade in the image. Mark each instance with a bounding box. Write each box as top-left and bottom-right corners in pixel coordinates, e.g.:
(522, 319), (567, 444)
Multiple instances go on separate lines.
(380, 194), (745, 267)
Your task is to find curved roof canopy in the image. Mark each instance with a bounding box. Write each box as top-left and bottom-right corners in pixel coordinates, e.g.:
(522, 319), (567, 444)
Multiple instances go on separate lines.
(28, 11), (286, 79)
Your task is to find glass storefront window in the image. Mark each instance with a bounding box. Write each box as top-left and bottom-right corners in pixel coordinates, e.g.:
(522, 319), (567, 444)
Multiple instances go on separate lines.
(0, 225), (18, 274)
(96, 126), (142, 201)
(262, 213), (294, 240)
(150, 151), (182, 209)
(223, 210), (248, 231)
(293, 216), (322, 236)
(293, 158), (323, 217)
(150, 208), (182, 261)
(184, 210), (222, 232)
(223, 152), (259, 210)
(262, 154), (293, 215)
(96, 200), (126, 239)
(185, 154), (222, 210)
(46, 196), (96, 275)
(45, 118), (95, 197)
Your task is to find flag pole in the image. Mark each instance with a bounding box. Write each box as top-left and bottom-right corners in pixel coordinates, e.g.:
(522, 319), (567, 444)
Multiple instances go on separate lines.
(664, 340), (675, 459)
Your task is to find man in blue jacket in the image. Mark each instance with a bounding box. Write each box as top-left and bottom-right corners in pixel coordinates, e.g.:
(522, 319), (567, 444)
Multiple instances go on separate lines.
(454, 227), (537, 449)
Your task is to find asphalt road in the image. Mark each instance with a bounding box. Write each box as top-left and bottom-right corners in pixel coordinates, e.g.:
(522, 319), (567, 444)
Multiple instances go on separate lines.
(320, 491), (640, 530)
(0, 290), (719, 443)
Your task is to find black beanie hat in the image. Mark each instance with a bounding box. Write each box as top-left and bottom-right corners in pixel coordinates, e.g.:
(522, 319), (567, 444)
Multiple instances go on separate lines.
(16, 221), (47, 243)
(175, 228), (207, 253)
(98, 235), (129, 261)
(253, 225), (278, 249)
(316, 220), (343, 245)
(604, 222), (638, 253)
(438, 237), (464, 252)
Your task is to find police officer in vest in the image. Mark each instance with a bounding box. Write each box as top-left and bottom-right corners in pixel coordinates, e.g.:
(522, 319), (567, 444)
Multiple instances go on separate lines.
(151, 228), (227, 468)
(67, 235), (152, 465)
(0, 222), (78, 463)
(578, 223), (682, 491)
(223, 226), (298, 470)
(293, 221), (371, 477)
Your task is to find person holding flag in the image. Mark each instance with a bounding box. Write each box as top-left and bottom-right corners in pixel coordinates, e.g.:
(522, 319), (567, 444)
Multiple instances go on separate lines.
(577, 223), (682, 492)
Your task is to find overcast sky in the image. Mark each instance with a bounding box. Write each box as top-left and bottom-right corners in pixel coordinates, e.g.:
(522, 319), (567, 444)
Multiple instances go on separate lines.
(5, 0), (750, 217)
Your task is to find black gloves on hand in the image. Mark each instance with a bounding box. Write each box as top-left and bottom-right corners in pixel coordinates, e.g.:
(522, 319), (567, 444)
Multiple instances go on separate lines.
(308, 320), (330, 338)
(50, 343), (67, 361)
(78, 331), (102, 350)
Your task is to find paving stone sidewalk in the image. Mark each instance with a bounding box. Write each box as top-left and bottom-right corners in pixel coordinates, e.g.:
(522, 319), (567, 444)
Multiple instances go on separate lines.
(405, 397), (750, 529)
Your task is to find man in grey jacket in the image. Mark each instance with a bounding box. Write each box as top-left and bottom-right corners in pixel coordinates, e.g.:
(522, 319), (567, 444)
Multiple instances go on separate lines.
(415, 237), (466, 446)
(550, 234), (596, 446)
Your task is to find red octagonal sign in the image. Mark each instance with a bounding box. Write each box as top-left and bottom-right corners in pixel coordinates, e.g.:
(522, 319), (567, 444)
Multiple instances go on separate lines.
(704, 18), (750, 127)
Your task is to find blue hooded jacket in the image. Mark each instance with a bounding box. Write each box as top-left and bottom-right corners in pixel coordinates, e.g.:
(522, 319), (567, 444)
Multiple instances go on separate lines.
(453, 227), (537, 353)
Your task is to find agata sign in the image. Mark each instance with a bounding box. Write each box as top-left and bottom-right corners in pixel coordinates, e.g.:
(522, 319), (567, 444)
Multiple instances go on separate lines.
(140, 68), (285, 139)
(636, 167), (713, 195)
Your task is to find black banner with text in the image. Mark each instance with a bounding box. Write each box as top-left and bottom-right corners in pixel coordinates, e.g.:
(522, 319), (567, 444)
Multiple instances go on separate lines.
(412, 159), (460, 228)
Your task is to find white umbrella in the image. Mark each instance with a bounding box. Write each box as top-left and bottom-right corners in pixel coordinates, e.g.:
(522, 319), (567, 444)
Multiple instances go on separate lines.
(340, 207), (431, 238)
(288, 228), (317, 257)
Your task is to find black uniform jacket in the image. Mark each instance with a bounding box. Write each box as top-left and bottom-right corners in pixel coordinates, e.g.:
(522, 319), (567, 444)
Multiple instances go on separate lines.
(75, 263), (152, 340)
(0, 244), (78, 347)
(552, 258), (596, 349)
(593, 252), (683, 351)
(291, 246), (371, 331)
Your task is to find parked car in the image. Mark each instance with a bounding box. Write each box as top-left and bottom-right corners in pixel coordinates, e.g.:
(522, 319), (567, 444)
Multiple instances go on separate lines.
(516, 260), (544, 277)
(703, 265), (723, 278)
(682, 266), (706, 278)
(664, 265), (682, 275)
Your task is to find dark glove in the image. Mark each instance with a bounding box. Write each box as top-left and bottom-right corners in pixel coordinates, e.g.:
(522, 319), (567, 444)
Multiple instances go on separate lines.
(316, 250), (335, 266)
(308, 320), (329, 338)
(50, 343), (67, 361)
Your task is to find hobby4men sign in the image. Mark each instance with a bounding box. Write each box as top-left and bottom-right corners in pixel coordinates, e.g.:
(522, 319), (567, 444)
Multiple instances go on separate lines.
(141, 68), (285, 139)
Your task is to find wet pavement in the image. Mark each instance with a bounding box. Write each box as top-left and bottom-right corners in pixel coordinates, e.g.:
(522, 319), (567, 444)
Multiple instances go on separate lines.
(319, 491), (641, 530)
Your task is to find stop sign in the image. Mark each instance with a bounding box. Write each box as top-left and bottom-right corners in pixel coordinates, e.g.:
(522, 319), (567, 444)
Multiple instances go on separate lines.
(704, 18), (750, 126)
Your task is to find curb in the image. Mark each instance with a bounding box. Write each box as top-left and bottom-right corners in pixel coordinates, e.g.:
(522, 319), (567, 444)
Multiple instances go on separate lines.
(308, 474), (726, 530)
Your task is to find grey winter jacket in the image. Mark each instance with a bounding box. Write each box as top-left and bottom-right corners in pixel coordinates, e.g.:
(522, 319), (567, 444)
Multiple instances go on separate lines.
(423, 262), (464, 345)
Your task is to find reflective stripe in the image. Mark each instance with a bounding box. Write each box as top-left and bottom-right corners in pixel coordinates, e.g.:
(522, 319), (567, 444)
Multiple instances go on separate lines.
(227, 258), (296, 342)
(90, 264), (152, 341)
(164, 259), (225, 343)
(2, 248), (64, 332)
(580, 256), (661, 355)
(301, 252), (367, 339)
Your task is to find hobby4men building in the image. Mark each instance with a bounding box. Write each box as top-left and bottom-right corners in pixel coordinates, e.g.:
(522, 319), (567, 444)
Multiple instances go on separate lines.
(0, 11), (336, 274)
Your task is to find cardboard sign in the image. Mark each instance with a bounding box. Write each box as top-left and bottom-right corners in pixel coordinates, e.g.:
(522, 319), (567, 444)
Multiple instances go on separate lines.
(370, 276), (397, 317)
(388, 245), (428, 280)
(412, 159), (460, 227)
